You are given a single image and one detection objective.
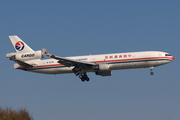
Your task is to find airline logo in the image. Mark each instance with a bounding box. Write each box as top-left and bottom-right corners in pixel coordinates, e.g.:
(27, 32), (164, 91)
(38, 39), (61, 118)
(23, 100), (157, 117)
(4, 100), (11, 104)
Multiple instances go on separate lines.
(105, 54), (132, 59)
(15, 41), (24, 51)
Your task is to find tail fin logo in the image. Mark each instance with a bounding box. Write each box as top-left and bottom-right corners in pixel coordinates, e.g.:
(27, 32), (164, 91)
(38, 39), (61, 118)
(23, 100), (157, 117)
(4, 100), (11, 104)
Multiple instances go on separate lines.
(15, 41), (25, 51)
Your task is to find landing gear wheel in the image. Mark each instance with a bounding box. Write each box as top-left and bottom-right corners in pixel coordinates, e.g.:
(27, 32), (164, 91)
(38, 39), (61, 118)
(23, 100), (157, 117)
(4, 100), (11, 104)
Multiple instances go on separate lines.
(80, 75), (85, 82)
(150, 67), (154, 75)
(79, 73), (90, 82)
(150, 72), (154, 75)
(86, 77), (90, 81)
(81, 78), (85, 82)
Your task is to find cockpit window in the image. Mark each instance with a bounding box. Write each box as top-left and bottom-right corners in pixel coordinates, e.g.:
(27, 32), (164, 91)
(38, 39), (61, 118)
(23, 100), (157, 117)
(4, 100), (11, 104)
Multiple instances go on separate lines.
(165, 54), (171, 56)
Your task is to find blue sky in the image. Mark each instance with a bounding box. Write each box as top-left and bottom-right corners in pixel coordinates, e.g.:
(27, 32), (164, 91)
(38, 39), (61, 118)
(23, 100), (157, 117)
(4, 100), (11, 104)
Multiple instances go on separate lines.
(0, 1), (179, 120)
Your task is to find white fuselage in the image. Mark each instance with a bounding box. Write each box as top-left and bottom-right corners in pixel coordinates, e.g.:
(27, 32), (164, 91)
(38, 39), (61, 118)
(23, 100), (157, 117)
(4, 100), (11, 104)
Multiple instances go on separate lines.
(14, 51), (174, 75)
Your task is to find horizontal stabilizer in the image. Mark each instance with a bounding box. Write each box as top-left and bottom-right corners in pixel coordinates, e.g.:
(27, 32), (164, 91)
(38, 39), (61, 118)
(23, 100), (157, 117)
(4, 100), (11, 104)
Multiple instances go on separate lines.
(13, 60), (34, 67)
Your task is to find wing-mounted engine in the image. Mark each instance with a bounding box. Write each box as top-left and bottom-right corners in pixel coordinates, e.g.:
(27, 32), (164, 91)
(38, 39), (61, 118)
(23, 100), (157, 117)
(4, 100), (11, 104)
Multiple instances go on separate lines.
(6, 50), (44, 61)
(93, 64), (112, 76)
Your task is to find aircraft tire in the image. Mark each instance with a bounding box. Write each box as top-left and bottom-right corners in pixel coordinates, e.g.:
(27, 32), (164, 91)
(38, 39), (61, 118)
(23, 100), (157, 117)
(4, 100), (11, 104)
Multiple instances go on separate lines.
(150, 72), (154, 75)
(81, 78), (85, 82)
(86, 77), (90, 81)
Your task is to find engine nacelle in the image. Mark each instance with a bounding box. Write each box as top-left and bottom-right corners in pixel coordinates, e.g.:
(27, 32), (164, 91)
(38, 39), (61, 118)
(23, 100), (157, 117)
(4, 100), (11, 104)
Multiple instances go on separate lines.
(93, 64), (112, 76)
(6, 50), (44, 61)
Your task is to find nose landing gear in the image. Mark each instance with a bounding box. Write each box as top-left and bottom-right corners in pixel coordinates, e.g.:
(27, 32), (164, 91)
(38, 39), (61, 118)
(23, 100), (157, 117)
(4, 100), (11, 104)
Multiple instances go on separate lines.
(150, 67), (154, 75)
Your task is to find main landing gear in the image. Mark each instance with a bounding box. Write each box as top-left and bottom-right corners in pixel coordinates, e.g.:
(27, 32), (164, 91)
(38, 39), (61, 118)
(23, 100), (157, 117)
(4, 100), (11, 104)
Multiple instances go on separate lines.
(72, 66), (90, 82)
(79, 73), (90, 82)
(150, 67), (154, 75)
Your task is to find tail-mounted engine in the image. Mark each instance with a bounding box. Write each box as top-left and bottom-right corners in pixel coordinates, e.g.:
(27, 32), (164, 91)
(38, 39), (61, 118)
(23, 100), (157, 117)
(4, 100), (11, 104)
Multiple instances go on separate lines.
(6, 50), (44, 61)
(93, 64), (112, 76)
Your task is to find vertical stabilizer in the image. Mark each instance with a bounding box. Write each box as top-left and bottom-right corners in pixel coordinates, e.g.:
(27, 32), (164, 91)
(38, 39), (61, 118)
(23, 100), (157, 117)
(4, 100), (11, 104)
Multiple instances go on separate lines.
(9, 35), (34, 52)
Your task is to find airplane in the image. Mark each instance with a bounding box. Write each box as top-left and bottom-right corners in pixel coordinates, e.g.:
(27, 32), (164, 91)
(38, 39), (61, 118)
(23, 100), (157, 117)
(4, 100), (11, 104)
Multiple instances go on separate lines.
(6, 35), (174, 82)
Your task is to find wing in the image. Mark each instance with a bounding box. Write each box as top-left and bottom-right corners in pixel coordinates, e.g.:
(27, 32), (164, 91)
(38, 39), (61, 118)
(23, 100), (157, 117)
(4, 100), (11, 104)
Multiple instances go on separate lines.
(12, 60), (34, 67)
(42, 48), (95, 67)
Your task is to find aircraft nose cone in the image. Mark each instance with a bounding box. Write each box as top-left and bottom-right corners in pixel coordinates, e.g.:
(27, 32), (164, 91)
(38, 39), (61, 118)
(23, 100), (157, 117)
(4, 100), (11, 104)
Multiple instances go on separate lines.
(171, 56), (174, 61)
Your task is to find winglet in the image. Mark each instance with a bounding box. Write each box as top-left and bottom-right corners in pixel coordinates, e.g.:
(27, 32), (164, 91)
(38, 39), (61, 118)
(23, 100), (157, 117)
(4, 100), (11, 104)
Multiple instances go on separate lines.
(42, 48), (51, 57)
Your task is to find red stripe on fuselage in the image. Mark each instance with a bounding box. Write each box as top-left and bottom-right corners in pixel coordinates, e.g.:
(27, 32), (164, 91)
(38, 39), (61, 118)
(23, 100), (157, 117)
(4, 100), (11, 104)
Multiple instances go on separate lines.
(92, 56), (173, 63)
(16, 56), (173, 70)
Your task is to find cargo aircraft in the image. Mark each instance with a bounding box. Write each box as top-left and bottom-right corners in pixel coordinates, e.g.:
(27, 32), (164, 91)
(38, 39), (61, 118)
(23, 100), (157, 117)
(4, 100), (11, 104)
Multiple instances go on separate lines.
(6, 35), (174, 82)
